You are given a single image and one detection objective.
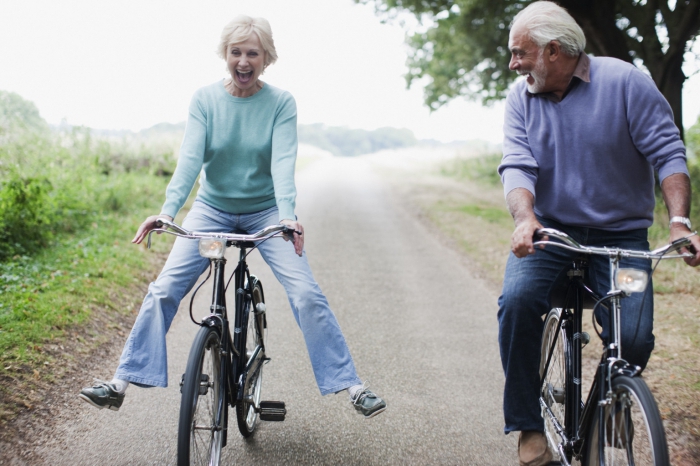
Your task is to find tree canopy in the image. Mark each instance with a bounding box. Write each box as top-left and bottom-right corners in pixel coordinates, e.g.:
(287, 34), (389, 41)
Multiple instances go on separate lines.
(362, 0), (700, 138)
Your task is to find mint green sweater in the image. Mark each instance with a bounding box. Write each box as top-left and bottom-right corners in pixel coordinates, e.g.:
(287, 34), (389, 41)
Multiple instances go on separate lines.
(161, 81), (298, 221)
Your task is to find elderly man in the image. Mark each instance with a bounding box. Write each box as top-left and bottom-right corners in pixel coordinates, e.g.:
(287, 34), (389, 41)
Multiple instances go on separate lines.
(497, 1), (700, 465)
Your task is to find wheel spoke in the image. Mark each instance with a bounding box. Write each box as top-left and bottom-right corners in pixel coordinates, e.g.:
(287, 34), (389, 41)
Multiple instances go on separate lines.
(178, 327), (224, 466)
(540, 309), (569, 462)
(236, 281), (265, 437)
(587, 375), (669, 465)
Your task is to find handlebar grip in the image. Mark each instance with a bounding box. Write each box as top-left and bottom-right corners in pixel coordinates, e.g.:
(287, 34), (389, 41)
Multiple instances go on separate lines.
(280, 225), (302, 236)
(669, 235), (692, 248)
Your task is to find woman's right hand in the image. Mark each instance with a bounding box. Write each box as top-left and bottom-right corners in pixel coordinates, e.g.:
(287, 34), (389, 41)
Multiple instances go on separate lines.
(132, 214), (174, 244)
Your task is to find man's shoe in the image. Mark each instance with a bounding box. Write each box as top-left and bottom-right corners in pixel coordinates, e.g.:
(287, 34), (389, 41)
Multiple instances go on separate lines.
(79, 381), (125, 411)
(350, 387), (386, 419)
(518, 431), (553, 466)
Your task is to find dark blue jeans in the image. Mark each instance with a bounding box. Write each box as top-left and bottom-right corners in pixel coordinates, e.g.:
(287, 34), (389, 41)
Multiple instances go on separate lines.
(497, 217), (654, 434)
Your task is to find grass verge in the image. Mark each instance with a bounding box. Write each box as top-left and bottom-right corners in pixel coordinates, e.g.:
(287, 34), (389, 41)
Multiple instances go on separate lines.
(0, 176), (174, 426)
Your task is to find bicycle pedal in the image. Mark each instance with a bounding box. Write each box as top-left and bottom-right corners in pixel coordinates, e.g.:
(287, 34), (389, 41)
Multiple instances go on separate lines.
(259, 401), (286, 421)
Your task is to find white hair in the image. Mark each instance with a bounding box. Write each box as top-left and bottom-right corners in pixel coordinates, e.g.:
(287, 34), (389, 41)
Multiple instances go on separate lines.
(217, 15), (278, 67)
(511, 1), (586, 56)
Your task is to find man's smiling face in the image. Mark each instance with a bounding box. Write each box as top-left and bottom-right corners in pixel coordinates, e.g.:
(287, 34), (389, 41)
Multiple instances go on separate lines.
(508, 25), (548, 94)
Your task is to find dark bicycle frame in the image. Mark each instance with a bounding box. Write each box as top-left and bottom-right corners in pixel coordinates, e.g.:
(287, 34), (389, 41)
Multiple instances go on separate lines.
(148, 219), (291, 459)
(536, 229), (694, 464)
(539, 255), (627, 461)
(197, 240), (264, 447)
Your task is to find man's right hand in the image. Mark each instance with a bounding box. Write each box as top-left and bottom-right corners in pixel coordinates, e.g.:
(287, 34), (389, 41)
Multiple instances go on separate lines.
(132, 214), (174, 245)
(506, 188), (543, 257)
(511, 218), (544, 258)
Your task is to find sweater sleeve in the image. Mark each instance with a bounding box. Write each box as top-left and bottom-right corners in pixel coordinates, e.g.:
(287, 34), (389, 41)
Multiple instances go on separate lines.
(499, 89), (539, 198)
(625, 68), (688, 182)
(160, 92), (208, 218)
(270, 92), (298, 221)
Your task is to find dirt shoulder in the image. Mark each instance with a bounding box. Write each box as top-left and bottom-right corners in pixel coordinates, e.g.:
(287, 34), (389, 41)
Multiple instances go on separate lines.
(366, 146), (700, 466)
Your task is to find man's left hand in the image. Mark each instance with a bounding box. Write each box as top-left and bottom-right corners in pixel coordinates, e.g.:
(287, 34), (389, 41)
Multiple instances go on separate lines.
(670, 224), (700, 267)
(280, 219), (304, 257)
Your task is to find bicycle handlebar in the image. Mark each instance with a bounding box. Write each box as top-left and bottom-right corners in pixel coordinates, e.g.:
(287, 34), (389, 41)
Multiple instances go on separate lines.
(534, 227), (696, 260)
(146, 217), (300, 249)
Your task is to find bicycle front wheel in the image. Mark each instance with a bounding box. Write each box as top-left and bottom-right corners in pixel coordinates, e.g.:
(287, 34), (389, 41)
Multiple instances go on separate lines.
(585, 375), (669, 465)
(177, 326), (225, 466)
(236, 278), (266, 437)
(540, 308), (569, 461)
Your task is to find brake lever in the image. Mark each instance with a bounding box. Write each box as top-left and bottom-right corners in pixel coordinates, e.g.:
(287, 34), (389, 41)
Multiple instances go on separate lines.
(281, 226), (303, 242)
(650, 231), (697, 256)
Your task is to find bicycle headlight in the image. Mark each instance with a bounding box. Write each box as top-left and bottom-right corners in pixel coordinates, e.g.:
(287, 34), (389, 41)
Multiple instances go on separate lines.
(199, 238), (226, 259)
(615, 268), (648, 294)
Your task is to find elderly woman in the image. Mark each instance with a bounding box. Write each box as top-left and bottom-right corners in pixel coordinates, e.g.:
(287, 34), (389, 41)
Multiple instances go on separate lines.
(79, 15), (385, 419)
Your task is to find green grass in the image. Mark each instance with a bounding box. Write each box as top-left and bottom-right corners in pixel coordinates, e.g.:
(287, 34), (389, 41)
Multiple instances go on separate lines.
(0, 92), (188, 423)
(440, 153), (502, 187)
(452, 203), (511, 224)
(0, 175), (171, 371)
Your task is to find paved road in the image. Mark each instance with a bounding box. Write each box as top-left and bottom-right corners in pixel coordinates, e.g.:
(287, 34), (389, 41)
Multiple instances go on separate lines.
(33, 155), (516, 465)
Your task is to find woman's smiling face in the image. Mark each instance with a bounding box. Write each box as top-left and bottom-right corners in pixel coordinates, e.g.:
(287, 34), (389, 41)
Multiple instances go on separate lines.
(226, 33), (266, 97)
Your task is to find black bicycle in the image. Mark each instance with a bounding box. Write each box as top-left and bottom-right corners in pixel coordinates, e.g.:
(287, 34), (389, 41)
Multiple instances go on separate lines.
(536, 228), (694, 466)
(147, 218), (297, 466)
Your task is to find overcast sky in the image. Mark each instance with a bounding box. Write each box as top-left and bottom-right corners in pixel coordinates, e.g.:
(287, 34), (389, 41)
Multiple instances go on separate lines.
(1, 0), (699, 144)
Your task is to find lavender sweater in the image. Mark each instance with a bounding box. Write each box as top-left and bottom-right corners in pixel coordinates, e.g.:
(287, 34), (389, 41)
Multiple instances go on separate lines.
(499, 55), (687, 231)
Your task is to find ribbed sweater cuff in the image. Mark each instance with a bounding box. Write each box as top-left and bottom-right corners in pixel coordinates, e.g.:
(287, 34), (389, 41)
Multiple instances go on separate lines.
(277, 202), (295, 222)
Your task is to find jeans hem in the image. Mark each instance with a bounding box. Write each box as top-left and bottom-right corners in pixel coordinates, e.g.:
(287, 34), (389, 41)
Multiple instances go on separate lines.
(320, 378), (363, 396)
(114, 373), (167, 388)
(504, 423), (545, 435)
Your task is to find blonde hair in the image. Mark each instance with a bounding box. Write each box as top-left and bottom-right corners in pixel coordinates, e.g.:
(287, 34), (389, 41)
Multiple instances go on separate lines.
(217, 15), (278, 67)
(512, 1), (586, 56)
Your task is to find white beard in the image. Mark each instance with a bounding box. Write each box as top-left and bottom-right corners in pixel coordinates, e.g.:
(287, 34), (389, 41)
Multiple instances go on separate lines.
(526, 52), (548, 94)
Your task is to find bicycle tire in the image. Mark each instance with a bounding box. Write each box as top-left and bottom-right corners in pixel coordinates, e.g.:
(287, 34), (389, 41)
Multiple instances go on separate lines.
(585, 375), (669, 466)
(540, 308), (570, 462)
(177, 326), (225, 466)
(236, 278), (266, 437)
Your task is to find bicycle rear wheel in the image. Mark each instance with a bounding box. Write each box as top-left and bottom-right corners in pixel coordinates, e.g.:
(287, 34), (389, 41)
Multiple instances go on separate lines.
(540, 308), (569, 461)
(177, 326), (225, 466)
(236, 278), (266, 437)
(585, 375), (669, 465)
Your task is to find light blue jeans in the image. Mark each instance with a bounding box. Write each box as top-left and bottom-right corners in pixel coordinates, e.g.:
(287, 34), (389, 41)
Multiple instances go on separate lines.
(115, 200), (361, 395)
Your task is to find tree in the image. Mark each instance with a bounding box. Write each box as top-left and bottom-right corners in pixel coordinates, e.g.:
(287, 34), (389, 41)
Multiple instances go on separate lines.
(362, 0), (700, 139)
(0, 90), (49, 142)
(298, 124), (417, 156)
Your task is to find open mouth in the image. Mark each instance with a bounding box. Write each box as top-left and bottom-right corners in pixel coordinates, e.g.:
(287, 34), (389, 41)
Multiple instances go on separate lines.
(516, 69), (534, 83)
(236, 70), (253, 84)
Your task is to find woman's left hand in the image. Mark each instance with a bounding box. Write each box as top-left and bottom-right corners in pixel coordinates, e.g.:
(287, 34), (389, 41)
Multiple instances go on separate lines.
(280, 219), (304, 256)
